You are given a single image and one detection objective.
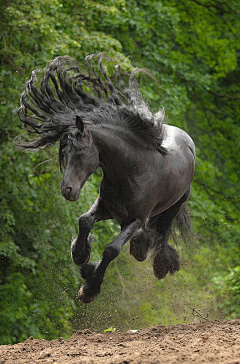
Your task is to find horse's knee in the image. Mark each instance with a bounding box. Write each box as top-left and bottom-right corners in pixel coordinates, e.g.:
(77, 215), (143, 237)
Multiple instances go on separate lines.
(79, 214), (92, 230)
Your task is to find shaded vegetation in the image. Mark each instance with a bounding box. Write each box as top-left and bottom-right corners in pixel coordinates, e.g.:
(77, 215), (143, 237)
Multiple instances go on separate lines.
(0, 0), (239, 344)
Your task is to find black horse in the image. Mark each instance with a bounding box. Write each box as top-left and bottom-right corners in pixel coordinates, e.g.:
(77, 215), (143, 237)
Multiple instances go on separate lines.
(16, 54), (195, 303)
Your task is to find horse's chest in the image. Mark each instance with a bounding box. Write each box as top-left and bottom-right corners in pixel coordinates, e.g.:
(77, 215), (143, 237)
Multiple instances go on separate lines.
(99, 178), (136, 223)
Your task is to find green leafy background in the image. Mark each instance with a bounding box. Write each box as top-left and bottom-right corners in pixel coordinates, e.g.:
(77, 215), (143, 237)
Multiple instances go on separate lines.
(1, 0), (239, 344)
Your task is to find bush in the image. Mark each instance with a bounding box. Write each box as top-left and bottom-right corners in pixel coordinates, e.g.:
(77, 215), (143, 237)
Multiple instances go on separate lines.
(212, 266), (240, 319)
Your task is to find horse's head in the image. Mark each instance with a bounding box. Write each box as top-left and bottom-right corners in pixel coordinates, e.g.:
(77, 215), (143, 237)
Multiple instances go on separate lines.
(60, 116), (99, 201)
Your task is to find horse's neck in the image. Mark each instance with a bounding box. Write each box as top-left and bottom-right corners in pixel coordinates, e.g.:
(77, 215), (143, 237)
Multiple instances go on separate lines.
(90, 125), (140, 179)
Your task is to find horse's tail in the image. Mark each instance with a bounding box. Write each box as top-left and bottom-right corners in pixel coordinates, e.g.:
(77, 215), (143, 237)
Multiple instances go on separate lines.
(148, 201), (193, 279)
(171, 202), (194, 246)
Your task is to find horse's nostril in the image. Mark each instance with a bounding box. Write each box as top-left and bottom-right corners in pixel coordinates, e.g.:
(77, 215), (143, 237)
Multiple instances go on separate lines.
(66, 187), (72, 195)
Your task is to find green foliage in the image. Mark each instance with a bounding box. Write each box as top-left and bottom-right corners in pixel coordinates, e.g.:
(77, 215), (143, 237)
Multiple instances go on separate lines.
(1, 0), (240, 345)
(0, 0), (124, 344)
(212, 266), (240, 319)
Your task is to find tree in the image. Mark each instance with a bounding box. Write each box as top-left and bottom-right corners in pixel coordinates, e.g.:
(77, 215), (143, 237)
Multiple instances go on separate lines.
(1, 0), (239, 344)
(0, 0), (123, 344)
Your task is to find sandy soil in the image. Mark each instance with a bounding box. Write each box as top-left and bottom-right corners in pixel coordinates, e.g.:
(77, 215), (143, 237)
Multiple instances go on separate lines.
(0, 320), (239, 364)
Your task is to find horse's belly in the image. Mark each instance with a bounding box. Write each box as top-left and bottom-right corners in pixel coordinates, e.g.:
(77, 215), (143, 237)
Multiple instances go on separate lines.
(150, 188), (188, 217)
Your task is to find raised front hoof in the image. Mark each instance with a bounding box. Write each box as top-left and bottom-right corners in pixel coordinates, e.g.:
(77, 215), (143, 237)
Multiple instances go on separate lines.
(78, 286), (99, 303)
(78, 264), (101, 303)
(153, 245), (180, 280)
(71, 251), (90, 266)
(71, 238), (91, 266)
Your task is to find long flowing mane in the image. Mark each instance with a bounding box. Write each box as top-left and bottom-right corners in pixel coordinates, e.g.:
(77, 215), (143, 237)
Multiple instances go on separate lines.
(15, 53), (167, 155)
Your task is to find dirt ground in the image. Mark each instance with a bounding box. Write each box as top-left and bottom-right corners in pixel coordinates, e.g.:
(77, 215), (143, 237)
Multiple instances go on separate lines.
(0, 320), (239, 364)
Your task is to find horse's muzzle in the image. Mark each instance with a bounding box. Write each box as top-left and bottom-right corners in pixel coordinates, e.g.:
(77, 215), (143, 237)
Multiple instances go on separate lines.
(61, 186), (80, 201)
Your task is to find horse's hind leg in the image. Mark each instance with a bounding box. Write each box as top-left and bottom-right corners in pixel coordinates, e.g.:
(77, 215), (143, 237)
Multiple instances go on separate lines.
(129, 225), (152, 261)
(149, 190), (190, 279)
(71, 198), (111, 266)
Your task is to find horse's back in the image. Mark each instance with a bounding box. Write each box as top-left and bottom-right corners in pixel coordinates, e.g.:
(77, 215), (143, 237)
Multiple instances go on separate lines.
(162, 125), (195, 158)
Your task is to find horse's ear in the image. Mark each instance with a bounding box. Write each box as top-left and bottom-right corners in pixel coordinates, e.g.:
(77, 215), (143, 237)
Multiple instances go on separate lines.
(76, 115), (84, 133)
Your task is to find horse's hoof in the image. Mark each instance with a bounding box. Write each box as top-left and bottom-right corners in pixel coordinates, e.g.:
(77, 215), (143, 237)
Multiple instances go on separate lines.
(71, 253), (90, 266)
(153, 245), (180, 279)
(78, 286), (98, 303)
(129, 229), (150, 262)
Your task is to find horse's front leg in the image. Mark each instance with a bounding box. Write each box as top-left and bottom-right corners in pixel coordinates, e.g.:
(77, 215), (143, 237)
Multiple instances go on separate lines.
(78, 219), (141, 303)
(71, 198), (111, 266)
